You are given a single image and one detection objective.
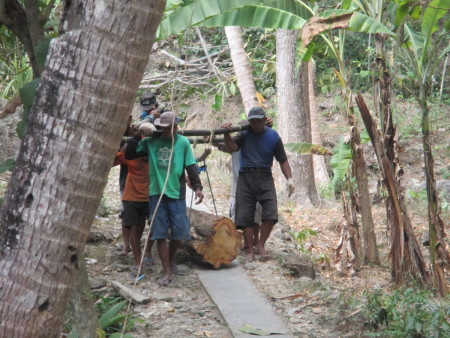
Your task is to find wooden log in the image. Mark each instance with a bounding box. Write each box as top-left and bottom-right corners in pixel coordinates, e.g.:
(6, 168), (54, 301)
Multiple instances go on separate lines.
(187, 209), (242, 268)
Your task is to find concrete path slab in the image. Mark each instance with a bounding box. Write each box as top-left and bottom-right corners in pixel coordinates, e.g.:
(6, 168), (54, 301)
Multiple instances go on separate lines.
(196, 260), (293, 337)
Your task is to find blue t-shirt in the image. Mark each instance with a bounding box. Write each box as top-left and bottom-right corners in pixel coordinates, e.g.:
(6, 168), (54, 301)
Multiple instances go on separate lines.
(234, 127), (287, 170)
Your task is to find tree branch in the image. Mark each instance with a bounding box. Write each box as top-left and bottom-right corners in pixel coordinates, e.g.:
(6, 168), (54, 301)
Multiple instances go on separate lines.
(41, 0), (56, 23)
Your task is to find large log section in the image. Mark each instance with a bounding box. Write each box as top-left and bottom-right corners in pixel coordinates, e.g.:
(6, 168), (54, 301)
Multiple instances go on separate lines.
(188, 209), (242, 268)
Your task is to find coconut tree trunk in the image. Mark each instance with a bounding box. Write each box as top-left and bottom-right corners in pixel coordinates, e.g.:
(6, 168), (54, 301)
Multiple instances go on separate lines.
(308, 60), (330, 185)
(0, 0), (166, 336)
(224, 26), (259, 112)
(276, 29), (319, 206)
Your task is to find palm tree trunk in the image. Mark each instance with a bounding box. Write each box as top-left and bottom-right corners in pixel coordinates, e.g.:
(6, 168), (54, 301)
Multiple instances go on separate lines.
(0, 0), (166, 336)
(276, 29), (319, 206)
(224, 26), (259, 112)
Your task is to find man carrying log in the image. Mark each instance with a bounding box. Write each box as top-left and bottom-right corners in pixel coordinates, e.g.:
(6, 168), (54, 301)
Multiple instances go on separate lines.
(223, 107), (295, 262)
(126, 111), (204, 286)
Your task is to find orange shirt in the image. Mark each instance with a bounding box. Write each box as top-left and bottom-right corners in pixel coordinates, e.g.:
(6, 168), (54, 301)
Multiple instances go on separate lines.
(114, 152), (149, 202)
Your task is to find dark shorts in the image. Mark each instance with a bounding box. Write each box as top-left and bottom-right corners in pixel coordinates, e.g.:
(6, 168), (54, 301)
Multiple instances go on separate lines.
(148, 195), (190, 241)
(122, 201), (149, 227)
(235, 172), (278, 228)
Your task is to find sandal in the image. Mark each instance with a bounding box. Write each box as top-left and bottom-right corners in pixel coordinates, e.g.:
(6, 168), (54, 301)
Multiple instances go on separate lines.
(144, 257), (155, 267)
(157, 277), (172, 287)
(129, 266), (145, 281)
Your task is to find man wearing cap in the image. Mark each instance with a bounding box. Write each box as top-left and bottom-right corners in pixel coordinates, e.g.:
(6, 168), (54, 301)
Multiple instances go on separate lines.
(139, 91), (162, 123)
(126, 111), (204, 286)
(223, 107), (295, 262)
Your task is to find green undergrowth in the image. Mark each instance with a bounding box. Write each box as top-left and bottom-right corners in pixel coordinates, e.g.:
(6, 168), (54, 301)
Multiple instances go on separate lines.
(363, 287), (450, 337)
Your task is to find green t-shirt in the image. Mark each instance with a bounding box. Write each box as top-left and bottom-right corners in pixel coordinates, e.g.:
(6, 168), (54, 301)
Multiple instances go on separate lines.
(137, 135), (196, 199)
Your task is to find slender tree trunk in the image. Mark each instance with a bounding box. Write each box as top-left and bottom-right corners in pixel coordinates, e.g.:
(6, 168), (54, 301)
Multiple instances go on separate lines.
(276, 29), (319, 206)
(356, 93), (429, 285)
(309, 60), (330, 185)
(0, 1), (166, 336)
(224, 26), (259, 112)
(349, 113), (379, 265)
(420, 99), (449, 297)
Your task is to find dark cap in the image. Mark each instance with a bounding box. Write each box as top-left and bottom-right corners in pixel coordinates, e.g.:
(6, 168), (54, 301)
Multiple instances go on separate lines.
(140, 92), (157, 110)
(247, 107), (266, 120)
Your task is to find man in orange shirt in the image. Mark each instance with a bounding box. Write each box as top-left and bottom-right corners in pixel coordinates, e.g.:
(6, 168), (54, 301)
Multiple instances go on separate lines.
(114, 123), (156, 276)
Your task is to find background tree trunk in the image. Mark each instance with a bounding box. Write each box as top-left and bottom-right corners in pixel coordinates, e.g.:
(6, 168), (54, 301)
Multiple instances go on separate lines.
(308, 60), (330, 185)
(0, 0), (166, 336)
(276, 29), (320, 206)
(224, 26), (259, 112)
(349, 113), (379, 265)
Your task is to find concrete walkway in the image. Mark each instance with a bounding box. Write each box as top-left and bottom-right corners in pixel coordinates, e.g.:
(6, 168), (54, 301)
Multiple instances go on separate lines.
(196, 260), (293, 337)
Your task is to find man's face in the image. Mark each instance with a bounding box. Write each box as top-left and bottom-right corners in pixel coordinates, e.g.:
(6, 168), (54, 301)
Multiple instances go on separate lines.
(161, 123), (178, 139)
(248, 117), (266, 134)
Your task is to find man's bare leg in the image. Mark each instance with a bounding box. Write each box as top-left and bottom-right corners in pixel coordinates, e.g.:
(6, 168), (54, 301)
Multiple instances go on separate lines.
(129, 225), (142, 266)
(119, 221), (131, 256)
(255, 220), (274, 259)
(169, 240), (181, 271)
(253, 223), (260, 248)
(157, 239), (172, 286)
(244, 227), (255, 261)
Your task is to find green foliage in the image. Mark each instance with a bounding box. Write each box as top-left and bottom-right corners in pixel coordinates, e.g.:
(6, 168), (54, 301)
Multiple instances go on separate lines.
(285, 142), (333, 155)
(0, 159), (15, 173)
(68, 297), (133, 338)
(96, 297), (133, 335)
(330, 136), (352, 182)
(291, 228), (318, 252)
(211, 93), (223, 111)
(17, 78), (41, 139)
(440, 167), (450, 180)
(0, 54), (33, 99)
(364, 288), (450, 336)
(99, 300), (127, 330)
(317, 182), (334, 200)
(407, 189), (427, 202)
(35, 38), (53, 70)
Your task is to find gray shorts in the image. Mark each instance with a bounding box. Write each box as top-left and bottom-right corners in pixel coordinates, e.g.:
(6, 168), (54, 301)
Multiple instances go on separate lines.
(235, 172), (277, 228)
(230, 197), (261, 225)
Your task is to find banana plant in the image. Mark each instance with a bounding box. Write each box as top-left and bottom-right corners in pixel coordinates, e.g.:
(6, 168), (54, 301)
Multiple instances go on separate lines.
(396, 0), (450, 297)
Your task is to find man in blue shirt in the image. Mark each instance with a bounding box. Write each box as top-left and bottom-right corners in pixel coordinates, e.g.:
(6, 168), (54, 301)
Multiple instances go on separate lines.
(223, 107), (295, 261)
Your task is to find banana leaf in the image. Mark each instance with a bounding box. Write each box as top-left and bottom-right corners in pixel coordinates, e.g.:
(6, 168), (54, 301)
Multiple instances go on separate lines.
(329, 137), (352, 181)
(285, 142), (333, 155)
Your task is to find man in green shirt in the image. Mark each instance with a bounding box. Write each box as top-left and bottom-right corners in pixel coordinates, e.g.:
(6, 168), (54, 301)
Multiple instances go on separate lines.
(126, 111), (204, 286)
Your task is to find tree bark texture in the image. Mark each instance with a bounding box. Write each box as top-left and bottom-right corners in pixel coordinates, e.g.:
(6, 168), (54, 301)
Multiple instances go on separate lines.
(308, 60), (330, 185)
(349, 113), (379, 265)
(224, 26), (259, 113)
(420, 100), (449, 297)
(67, 258), (100, 337)
(0, 1), (166, 336)
(356, 93), (429, 285)
(276, 29), (319, 207)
